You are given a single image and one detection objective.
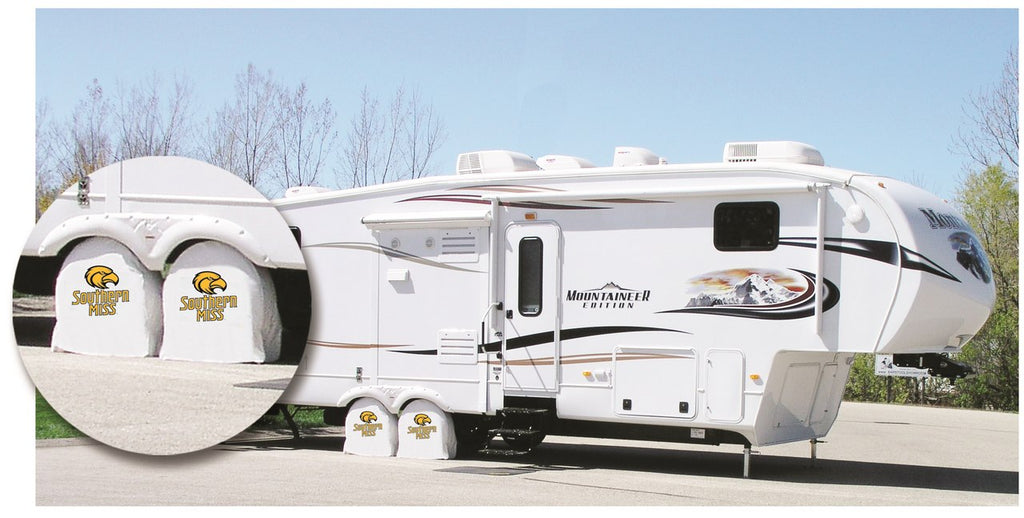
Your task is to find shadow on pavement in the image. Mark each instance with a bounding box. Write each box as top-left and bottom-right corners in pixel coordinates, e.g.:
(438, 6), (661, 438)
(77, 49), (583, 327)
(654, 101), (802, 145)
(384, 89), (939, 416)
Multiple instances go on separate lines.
(222, 431), (1017, 495)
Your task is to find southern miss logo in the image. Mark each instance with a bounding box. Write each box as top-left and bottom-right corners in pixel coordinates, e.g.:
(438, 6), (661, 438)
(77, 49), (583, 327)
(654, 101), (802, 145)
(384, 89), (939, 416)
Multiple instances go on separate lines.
(353, 410), (384, 437)
(406, 413), (437, 440)
(179, 271), (238, 322)
(71, 265), (130, 316)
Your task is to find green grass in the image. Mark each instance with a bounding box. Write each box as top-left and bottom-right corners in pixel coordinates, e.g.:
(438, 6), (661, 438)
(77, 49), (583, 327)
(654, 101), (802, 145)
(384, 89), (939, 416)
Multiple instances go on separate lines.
(248, 405), (327, 432)
(36, 391), (85, 440)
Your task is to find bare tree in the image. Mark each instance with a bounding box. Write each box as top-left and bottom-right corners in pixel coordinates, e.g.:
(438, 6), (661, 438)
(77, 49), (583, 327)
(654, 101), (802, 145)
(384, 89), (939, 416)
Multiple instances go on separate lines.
(954, 48), (1019, 180)
(342, 87), (383, 188)
(340, 84), (447, 187)
(277, 82), (337, 190)
(45, 79), (114, 188)
(35, 100), (60, 217)
(403, 88), (447, 180)
(203, 64), (282, 192)
(114, 73), (195, 159)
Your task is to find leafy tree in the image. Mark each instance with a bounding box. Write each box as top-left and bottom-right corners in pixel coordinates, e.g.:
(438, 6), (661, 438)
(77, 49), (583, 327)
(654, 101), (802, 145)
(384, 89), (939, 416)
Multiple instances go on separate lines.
(951, 165), (1018, 411)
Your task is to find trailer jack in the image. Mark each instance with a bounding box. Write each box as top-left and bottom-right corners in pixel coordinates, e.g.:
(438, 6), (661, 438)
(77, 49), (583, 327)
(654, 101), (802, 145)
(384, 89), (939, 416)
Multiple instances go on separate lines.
(892, 353), (976, 383)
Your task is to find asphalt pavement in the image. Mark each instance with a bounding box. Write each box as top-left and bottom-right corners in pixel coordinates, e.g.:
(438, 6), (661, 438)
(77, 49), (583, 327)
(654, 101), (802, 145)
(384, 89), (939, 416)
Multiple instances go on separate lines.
(34, 401), (1018, 506)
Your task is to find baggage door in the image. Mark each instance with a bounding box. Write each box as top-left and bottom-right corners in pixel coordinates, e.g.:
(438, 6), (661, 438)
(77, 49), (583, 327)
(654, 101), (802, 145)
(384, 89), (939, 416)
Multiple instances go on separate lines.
(502, 222), (561, 396)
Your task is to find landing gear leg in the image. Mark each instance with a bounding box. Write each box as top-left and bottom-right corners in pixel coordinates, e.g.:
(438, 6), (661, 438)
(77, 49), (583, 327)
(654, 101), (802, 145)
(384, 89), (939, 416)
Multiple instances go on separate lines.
(743, 444), (751, 479)
(810, 438), (825, 466)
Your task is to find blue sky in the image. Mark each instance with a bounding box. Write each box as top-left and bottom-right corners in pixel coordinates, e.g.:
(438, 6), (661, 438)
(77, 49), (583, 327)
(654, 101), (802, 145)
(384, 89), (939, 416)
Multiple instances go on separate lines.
(33, 8), (1018, 200)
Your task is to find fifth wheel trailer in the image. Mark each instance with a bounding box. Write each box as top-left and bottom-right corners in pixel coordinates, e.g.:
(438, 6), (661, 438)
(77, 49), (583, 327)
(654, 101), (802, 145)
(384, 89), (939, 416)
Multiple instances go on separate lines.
(273, 141), (995, 466)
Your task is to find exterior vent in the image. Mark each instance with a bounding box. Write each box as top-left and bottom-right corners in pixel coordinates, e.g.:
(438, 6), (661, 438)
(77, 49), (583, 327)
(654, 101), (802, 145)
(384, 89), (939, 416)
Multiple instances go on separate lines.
(456, 150), (540, 175)
(612, 147), (662, 167)
(437, 329), (478, 365)
(457, 152), (482, 175)
(536, 155), (596, 170)
(439, 229), (479, 263)
(723, 141), (824, 166)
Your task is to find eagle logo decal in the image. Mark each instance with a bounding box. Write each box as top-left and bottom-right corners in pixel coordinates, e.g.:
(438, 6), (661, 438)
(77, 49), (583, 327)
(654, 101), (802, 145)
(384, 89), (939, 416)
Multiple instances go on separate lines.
(359, 411), (378, 424)
(192, 271), (228, 294)
(413, 413), (432, 426)
(85, 265), (119, 289)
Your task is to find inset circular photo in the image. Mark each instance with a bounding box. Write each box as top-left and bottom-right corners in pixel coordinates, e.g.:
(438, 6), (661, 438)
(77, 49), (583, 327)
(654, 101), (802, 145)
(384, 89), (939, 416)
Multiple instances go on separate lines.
(13, 156), (311, 455)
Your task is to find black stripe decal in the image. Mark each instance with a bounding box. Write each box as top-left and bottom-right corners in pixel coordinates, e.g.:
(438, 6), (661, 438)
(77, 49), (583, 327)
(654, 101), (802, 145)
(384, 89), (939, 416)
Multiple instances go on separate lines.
(778, 237), (959, 283)
(391, 325), (690, 356)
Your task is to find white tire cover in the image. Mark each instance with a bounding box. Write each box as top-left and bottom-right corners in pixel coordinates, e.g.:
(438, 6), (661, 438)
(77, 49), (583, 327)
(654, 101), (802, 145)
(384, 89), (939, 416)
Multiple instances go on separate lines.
(344, 398), (397, 457)
(397, 399), (457, 459)
(52, 237), (162, 357)
(160, 241), (282, 363)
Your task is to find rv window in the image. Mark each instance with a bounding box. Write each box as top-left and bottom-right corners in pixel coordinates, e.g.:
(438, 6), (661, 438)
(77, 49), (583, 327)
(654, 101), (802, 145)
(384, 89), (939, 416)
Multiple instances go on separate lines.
(518, 237), (543, 316)
(714, 202), (779, 251)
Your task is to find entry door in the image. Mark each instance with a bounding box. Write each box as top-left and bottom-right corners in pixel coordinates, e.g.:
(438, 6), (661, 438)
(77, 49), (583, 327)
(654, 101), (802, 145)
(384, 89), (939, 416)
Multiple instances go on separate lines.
(503, 223), (561, 396)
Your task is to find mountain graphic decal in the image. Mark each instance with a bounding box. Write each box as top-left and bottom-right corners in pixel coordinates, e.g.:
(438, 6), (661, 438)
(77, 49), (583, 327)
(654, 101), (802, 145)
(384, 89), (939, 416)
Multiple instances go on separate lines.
(686, 273), (800, 307)
(659, 268), (839, 320)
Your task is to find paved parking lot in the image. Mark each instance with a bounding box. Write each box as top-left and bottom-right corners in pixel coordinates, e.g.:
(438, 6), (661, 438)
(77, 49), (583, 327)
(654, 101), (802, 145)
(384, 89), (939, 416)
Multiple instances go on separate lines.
(35, 401), (1018, 506)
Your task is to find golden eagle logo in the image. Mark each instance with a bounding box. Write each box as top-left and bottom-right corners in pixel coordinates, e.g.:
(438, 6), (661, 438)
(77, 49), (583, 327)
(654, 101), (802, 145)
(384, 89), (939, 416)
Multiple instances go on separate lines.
(413, 413), (432, 426)
(85, 265), (119, 289)
(192, 271), (228, 294)
(359, 411), (378, 424)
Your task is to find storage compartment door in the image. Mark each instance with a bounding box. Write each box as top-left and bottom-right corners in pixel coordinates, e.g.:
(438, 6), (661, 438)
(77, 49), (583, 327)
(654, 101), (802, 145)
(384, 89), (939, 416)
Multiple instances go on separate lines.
(613, 347), (697, 419)
(705, 349), (745, 423)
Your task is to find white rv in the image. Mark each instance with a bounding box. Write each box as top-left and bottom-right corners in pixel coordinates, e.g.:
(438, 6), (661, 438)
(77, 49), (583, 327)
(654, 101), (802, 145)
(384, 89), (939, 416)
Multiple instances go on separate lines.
(273, 141), (995, 466)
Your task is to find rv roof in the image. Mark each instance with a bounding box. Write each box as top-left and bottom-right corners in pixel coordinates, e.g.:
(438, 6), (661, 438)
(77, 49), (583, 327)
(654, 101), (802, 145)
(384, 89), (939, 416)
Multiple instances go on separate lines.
(273, 157), (863, 208)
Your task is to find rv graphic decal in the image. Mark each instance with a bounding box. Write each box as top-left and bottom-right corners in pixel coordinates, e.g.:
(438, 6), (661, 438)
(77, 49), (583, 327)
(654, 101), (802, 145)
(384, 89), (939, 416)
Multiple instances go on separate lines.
(949, 232), (992, 284)
(71, 265), (131, 316)
(777, 237), (960, 282)
(399, 193), (606, 211)
(661, 268), (838, 320)
(565, 282), (652, 309)
(407, 414), (437, 440)
(353, 411), (384, 437)
(305, 339), (413, 350)
(305, 242), (484, 273)
(919, 208), (971, 231)
(399, 185), (671, 210)
(389, 326), (689, 357)
(490, 351), (688, 367)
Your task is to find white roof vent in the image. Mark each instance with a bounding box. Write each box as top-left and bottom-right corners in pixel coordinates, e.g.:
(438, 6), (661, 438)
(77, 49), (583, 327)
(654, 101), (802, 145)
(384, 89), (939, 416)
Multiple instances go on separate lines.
(612, 147), (662, 167)
(283, 185), (331, 197)
(456, 150), (540, 175)
(723, 141), (824, 166)
(536, 154), (596, 170)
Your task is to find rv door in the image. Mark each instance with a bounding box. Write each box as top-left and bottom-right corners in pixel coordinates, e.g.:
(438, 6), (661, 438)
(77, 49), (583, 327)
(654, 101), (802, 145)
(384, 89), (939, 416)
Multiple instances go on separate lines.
(502, 222), (561, 396)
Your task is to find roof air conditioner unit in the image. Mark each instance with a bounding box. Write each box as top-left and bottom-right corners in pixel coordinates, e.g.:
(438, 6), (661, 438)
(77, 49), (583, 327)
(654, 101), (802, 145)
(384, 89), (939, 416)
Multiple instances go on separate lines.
(612, 147), (661, 167)
(456, 150), (540, 175)
(723, 141), (824, 166)
(536, 155), (596, 170)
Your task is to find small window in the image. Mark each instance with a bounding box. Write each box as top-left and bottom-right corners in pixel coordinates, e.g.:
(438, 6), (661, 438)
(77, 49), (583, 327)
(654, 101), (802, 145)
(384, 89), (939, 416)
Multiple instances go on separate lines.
(714, 202), (779, 251)
(518, 237), (543, 316)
